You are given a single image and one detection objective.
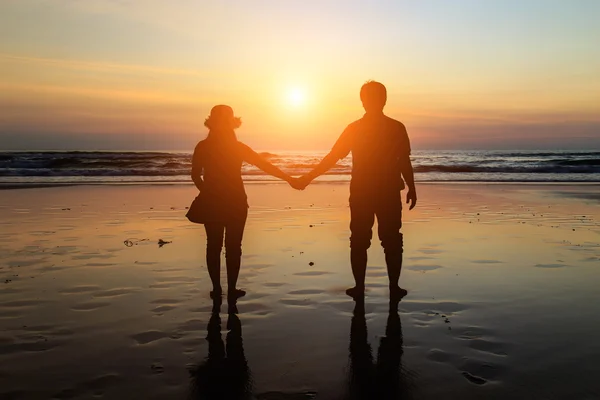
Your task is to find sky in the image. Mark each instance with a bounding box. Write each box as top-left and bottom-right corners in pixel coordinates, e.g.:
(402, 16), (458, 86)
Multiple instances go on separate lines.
(1, 0), (599, 151)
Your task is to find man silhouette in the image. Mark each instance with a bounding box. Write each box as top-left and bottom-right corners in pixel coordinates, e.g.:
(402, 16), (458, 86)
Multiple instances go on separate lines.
(295, 81), (416, 300)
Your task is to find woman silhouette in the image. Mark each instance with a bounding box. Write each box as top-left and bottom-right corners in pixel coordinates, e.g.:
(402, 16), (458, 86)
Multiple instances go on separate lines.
(191, 105), (293, 298)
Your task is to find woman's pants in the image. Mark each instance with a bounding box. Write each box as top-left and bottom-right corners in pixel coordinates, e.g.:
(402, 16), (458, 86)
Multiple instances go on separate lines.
(204, 212), (248, 290)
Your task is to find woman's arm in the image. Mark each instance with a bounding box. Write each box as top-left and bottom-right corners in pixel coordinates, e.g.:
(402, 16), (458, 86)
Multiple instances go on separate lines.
(191, 144), (204, 191)
(240, 145), (292, 183)
(296, 127), (352, 189)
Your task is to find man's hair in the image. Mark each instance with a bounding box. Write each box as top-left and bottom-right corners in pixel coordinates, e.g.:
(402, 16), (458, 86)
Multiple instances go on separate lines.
(360, 80), (387, 109)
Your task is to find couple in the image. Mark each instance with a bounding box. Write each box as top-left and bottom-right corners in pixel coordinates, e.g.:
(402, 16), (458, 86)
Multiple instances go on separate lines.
(190, 81), (417, 301)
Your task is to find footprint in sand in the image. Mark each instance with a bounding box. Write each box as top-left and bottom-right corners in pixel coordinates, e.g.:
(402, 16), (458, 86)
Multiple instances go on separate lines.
(460, 358), (507, 385)
(131, 331), (169, 345)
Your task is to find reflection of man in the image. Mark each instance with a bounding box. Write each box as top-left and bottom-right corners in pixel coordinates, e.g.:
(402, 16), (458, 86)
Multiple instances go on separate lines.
(295, 81), (416, 299)
(188, 297), (252, 400)
(348, 298), (410, 399)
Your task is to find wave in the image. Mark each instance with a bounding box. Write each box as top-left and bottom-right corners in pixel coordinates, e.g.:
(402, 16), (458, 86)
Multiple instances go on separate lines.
(1, 150), (600, 180)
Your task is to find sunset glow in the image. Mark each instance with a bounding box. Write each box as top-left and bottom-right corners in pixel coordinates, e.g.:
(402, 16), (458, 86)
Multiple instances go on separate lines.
(0, 1), (599, 150)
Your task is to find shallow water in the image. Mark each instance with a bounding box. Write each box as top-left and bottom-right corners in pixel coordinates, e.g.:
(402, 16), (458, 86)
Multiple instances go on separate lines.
(0, 183), (599, 399)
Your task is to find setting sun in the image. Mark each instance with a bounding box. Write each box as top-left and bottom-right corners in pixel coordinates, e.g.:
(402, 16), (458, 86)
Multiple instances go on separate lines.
(286, 87), (306, 108)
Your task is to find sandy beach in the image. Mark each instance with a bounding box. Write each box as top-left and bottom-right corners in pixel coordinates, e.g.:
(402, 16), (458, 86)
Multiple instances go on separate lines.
(1, 182), (599, 399)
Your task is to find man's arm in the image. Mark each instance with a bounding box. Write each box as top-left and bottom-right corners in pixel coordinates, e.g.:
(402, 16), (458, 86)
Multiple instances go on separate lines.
(400, 155), (417, 209)
(241, 145), (293, 183)
(398, 124), (417, 209)
(299, 128), (353, 188)
(191, 144), (204, 192)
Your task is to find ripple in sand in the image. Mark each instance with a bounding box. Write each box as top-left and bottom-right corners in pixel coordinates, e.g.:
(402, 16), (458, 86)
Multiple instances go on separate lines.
(247, 263), (274, 271)
(465, 338), (509, 356)
(471, 259), (504, 264)
(71, 253), (115, 260)
(189, 305), (214, 313)
(366, 270), (388, 277)
(151, 305), (176, 313)
(0, 339), (68, 354)
(581, 256), (600, 262)
(407, 256), (436, 261)
(131, 331), (169, 345)
(155, 276), (197, 283)
(411, 314), (435, 322)
(92, 288), (138, 298)
(239, 302), (273, 315)
(0, 310), (20, 318)
(71, 301), (110, 311)
(402, 301), (469, 314)
(151, 267), (187, 273)
(365, 283), (388, 288)
(59, 285), (101, 294)
(149, 282), (188, 289)
(1, 287), (28, 294)
(150, 298), (183, 305)
(418, 248), (444, 255)
(535, 263), (567, 268)
(407, 264), (443, 271)
(257, 391), (318, 399)
(178, 320), (205, 332)
(85, 262), (116, 267)
(263, 282), (287, 287)
(134, 261), (157, 265)
(288, 289), (324, 295)
(1, 300), (45, 308)
(293, 271), (331, 276)
(280, 298), (315, 307)
(37, 265), (69, 272)
(426, 348), (461, 363)
(53, 373), (122, 399)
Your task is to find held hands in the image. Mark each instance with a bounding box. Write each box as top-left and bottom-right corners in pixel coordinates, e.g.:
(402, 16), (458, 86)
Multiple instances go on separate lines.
(287, 175), (312, 190)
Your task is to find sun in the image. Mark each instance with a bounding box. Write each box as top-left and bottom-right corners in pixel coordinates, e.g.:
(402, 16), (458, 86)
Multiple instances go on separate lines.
(286, 87), (306, 108)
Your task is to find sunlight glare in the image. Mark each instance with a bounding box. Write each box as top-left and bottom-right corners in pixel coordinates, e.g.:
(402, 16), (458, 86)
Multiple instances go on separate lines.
(287, 87), (306, 108)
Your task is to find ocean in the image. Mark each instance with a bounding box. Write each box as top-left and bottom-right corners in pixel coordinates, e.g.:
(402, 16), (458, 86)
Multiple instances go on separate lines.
(1, 150), (599, 185)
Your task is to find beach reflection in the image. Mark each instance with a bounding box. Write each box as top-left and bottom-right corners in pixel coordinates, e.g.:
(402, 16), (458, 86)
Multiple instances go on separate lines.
(188, 297), (252, 400)
(347, 297), (413, 399)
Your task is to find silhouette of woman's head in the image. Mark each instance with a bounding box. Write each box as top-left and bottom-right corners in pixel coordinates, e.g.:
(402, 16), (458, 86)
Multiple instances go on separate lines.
(360, 81), (387, 113)
(205, 105), (241, 131)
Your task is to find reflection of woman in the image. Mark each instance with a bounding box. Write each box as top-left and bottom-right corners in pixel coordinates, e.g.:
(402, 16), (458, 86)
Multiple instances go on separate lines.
(188, 297), (252, 399)
(191, 105), (294, 298)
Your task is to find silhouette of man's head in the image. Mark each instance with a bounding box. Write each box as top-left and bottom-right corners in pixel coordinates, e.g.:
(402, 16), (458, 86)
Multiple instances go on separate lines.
(360, 81), (387, 113)
(204, 105), (242, 131)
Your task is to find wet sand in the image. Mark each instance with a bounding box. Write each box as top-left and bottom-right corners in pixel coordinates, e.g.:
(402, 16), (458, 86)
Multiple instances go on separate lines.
(1, 183), (599, 399)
